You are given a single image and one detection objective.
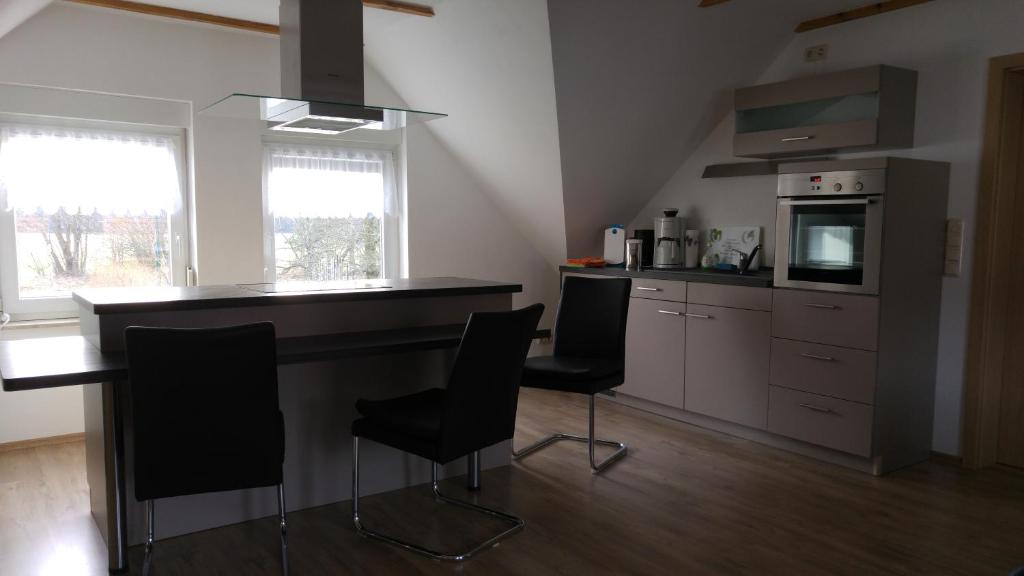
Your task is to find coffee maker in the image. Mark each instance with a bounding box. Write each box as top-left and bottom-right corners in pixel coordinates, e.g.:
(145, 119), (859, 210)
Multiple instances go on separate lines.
(653, 209), (684, 269)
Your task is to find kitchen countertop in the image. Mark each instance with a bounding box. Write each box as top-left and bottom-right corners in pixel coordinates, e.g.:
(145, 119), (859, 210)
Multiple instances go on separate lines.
(73, 277), (522, 314)
(559, 266), (774, 288)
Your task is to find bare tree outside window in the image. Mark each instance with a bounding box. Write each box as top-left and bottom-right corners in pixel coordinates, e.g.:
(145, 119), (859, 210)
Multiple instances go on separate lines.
(274, 214), (381, 281)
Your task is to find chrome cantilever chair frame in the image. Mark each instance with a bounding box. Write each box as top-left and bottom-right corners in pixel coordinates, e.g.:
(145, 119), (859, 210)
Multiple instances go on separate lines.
(351, 437), (524, 562)
(142, 484), (289, 576)
(512, 395), (627, 474)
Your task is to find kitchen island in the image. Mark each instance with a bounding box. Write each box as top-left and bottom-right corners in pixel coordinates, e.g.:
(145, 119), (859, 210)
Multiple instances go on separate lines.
(1, 277), (525, 573)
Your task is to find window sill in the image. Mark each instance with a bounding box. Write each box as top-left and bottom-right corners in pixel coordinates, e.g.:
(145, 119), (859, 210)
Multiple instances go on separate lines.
(2, 318), (80, 331)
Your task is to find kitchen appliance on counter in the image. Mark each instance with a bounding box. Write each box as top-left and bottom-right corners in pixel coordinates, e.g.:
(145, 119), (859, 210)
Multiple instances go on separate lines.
(634, 229), (654, 267)
(653, 209), (685, 269)
(774, 157), (948, 295)
(604, 225), (626, 265)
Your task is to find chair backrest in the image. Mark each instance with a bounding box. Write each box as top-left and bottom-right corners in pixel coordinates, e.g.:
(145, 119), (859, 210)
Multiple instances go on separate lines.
(552, 276), (632, 363)
(125, 322), (285, 502)
(437, 303), (544, 463)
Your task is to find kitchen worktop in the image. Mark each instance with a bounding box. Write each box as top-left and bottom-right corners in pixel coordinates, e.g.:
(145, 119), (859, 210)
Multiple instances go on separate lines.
(73, 277), (522, 314)
(559, 266), (774, 288)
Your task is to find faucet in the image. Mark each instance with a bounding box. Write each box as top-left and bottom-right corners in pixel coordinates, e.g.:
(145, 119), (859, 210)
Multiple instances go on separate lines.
(734, 245), (761, 275)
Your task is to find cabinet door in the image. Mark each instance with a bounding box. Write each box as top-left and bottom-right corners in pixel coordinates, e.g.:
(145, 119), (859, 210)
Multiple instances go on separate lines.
(621, 297), (685, 408)
(684, 304), (770, 429)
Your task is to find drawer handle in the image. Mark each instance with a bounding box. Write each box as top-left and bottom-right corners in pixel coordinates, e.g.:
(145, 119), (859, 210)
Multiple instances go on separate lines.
(781, 135), (814, 142)
(799, 403), (836, 414)
(800, 353), (836, 362)
(636, 286), (662, 292)
(803, 303), (840, 310)
(684, 313), (713, 319)
(657, 310), (682, 316)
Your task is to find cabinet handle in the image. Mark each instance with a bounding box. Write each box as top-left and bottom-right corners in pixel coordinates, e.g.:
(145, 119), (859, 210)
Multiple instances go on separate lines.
(798, 403), (836, 414)
(657, 310), (682, 316)
(803, 303), (839, 310)
(684, 313), (712, 319)
(800, 353), (835, 362)
(636, 286), (661, 292)
(781, 136), (813, 142)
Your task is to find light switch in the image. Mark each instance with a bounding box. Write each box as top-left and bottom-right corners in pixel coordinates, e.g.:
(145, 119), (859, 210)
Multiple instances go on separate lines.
(944, 218), (964, 277)
(946, 219), (964, 247)
(944, 259), (961, 277)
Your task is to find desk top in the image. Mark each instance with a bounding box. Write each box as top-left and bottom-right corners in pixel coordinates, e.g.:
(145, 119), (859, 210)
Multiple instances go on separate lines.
(73, 277), (522, 314)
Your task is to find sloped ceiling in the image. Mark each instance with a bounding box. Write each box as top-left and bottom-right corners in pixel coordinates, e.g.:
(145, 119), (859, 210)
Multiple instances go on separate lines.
(0, 0), (51, 39)
(549, 0), (868, 257)
(7, 0), (878, 266)
(363, 0), (567, 266)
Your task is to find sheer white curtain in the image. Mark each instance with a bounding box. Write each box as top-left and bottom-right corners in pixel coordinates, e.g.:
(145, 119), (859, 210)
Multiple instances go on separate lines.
(263, 142), (400, 278)
(0, 124), (182, 215)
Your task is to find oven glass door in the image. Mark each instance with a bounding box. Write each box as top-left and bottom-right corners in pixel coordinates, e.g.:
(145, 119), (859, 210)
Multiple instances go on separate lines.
(776, 196), (882, 294)
(790, 203), (865, 284)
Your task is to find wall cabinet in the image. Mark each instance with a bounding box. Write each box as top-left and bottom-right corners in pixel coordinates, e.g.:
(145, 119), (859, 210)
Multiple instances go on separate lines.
(684, 304), (771, 430)
(622, 297), (686, 408)
(733, 65), (917, 158)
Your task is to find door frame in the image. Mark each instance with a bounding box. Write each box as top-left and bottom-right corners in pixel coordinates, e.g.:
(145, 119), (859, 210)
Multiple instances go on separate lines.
(962, 53), (1024, 468)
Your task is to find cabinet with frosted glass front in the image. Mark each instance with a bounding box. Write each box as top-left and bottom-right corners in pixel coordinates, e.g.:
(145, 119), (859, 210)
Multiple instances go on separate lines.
(733, 65), (917, 158)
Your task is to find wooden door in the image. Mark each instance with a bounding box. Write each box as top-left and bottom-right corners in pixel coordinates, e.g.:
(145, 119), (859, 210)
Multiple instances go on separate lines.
(997, 76), (1024, 468)
(620, 297), (685, 409)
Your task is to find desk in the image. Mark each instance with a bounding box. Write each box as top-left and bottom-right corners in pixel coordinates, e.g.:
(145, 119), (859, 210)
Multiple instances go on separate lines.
(1, 277), (537, 573)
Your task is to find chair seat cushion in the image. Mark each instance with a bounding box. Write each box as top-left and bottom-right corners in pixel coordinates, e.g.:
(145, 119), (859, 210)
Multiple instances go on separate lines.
(521, 356), (624, 395)
(352, 388), (446, 461)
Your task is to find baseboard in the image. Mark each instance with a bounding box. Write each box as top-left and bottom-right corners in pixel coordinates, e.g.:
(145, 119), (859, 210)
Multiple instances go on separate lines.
(930, 450), (963, 467)
(0, 432), (85, 453)
(603, 391), (878, 475)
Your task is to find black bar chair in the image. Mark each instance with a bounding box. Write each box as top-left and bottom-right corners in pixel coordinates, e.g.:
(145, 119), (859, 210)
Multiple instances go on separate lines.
(512, 276), (632, 473)
(124, 322), (288, 575)
(351, 303), (544, 561)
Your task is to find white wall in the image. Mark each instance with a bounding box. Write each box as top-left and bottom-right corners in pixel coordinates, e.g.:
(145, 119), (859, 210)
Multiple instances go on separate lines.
(0, 323), (83, 443)
(0, 3), (558, 442)
(634, 0), (1024, 455)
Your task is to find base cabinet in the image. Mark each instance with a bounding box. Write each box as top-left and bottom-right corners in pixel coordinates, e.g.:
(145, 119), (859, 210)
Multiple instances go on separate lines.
(684, 304), (771, 430)
(621, 297), (685, 408)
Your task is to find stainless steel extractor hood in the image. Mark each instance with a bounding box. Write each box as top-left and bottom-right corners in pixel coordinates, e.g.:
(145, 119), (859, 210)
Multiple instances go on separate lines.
(199, 0), (445, 132)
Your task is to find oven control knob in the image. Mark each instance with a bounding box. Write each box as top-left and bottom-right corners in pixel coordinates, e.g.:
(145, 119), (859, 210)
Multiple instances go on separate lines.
(833, 182), (843, 192)
(854, 181), (864, 191)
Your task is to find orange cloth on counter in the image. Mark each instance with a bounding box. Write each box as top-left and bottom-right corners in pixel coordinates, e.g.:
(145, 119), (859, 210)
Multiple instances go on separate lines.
(565, 257), (607, 268)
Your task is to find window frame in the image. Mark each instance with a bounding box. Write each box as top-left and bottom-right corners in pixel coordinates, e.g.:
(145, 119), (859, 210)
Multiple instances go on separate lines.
(260, 136), (403, 284)
(0, 116), (191, 320)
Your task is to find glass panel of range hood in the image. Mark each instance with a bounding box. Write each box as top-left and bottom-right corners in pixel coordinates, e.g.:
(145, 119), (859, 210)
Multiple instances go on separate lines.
(198, 93), (447, 134)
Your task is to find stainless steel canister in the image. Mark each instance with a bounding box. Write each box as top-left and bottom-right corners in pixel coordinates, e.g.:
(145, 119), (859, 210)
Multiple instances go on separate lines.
(625, 239), (643, 271)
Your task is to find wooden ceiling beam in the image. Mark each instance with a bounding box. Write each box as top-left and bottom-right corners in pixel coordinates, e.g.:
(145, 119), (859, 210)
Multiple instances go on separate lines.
(364, 0), (434, 18)
(698, 0), (731, 7)
(795, 0), (932, 33)
(66, 0), (434, 36)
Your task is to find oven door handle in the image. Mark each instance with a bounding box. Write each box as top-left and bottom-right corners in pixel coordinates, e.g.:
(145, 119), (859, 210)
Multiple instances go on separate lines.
(779, 198), (874, 206)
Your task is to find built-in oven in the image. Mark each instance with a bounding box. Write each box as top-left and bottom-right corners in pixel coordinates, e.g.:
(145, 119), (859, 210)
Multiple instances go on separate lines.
(774, 168), (885, 295)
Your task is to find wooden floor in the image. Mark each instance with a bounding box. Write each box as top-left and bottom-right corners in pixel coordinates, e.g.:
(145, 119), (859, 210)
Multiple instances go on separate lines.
(3, 388), (1024, 575)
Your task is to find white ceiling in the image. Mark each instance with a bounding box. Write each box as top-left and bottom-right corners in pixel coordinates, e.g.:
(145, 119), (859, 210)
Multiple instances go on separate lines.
(13, 0), (907, 266)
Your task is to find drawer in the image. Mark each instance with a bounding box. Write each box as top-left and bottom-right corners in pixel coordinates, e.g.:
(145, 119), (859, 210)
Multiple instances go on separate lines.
(688, 283), (771, 311)
(768, 386), (873, 457)
(630, 279), (687, 303)
(733, 119), (878, 158)
(772, 290), (879, 350)
(770, 338), (877, 404)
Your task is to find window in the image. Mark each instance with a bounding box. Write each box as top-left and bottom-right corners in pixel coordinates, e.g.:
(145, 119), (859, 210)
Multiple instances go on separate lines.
(0, 122), (187, 319)
(263, 143), (399, 285)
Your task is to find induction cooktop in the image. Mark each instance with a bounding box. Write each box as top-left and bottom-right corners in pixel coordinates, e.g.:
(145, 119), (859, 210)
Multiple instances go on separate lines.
(239, 279), (394, 294)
